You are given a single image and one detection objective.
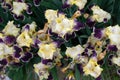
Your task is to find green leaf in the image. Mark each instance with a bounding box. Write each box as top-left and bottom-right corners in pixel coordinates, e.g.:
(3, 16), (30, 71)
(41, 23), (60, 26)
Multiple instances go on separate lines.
(75, 65), (80, 80)
(50, 67), (59, 80)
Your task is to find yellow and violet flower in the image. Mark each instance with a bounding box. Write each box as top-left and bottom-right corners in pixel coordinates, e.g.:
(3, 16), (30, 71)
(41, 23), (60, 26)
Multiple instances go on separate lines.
(2, 21), (20, 37)
(91, 5), (111, 22)
(83, 57), (103, 78)
(45, 9), (84, 38)
(17, 29), (33, 47)
(38, 42), (58, 59)
(63, 0), (87, 10)
(105, 25), (120, 50)
(66, 45), (84, 59)
(0, 42), (14, 59)
(34, 62), (50, 80)
(12, 2), (28, 16)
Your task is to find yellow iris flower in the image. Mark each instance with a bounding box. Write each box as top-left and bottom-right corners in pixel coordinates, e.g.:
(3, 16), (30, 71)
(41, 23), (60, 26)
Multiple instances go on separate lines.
(38, 43), (56, 59)
(17, 30), (33, 47)
(83, 57), (103, 78)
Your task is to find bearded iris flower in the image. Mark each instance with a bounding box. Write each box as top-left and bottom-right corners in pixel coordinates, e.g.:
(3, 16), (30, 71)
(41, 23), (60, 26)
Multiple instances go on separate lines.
(91, 5), (111, 22)
(12, 2), (28, 16)
(2, 21), (20, 37)
(38, 42), (58, 59)
(105, 25), (120, 50)
(63, 0), (87, 10)
(65, 45), (84, 59)
(83, 57), (103, 78)
(0, 42), (14, 59)
(45, 9), (84, 39)
(17, 29), (33, 47)
(34, 62), (50, 80)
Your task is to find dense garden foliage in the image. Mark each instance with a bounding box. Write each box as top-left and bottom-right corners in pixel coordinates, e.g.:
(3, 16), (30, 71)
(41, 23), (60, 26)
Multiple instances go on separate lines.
(0, 0), (120, 80)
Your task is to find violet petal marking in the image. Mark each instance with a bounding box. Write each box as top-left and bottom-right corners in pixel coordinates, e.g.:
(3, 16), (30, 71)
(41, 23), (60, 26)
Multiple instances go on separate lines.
(108, 54), (114, 60)
(94, 28), (103, 39)
(0, 38), (4, 43)
(97, 60), (104, 65)
(26, 3), (32, 14)
(96, 76), (102, 80)
(108, 45), (118, 52)
(77, 64), (84, 73)
(0, 59), (8, 65)
(91, 50), (97, 57)
(33, 0), (41, 6)
(5, 3), (12, 10)
(103, 18), (108, 23)
(62, 0), (70, 9)
(14, 46), (22, 58)
(86, 18), (95, 28)
(117, 69), (120, 75)
(18, 15), (25, 21)
(41, 59), (52, 65)
(48, 29), (59, 37)
(64, 32), (76, 41)
(74, 21), (85, 31)
(17, 0), (24, 2)
(4, 35), (16, 45)
(24, 24), (30, 30)
(21, 52), (33, 62)
(47, 73), (53, 80)
(54, 39), (64, 47)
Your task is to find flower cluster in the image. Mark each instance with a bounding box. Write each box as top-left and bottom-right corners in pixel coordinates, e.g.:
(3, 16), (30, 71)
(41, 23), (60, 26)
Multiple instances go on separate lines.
(0, 0), (120, 80)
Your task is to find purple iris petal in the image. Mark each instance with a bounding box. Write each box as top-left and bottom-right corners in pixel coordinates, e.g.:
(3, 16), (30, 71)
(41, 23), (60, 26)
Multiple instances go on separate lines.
(26, 3), (33, 14)
(97, 60), (104, 65)
(53, 40), (64, 47)
(77, 64), (84, 73)
(41, 59), (52, 65)
(4, 35), (16, 45)
(87, 43), (94, 49)
(21, 52), (33, 62)
(0, 17), (3, 23)
(91, 50), (97, 57)
(24, 24), (30, 30)
(74, 21), (85, 31)
(48, 29), (59, 37)
(14, 46), (22, 58)
(86, 18), (95, 28)
(117, 69), (120, 75)
(19, 15), (25, 20)
(33, 0), (41, 6)
(94, 28), (103, 39)
(64, 32), (76, 41)
(5, 3), (12, 10)
(0, 59), (7, 65)
(62, 0), (70, 9)
(32, 39), (40, 48)
(108, 45), (118, 52)
(17, 0), (24, 2)
(13, 14), (25, 21)
(103, 18), (108, 23)
(47, 74), (53, 80)
(0, 38), (4, 43)
(96, 76), (102, 80)
(13, 14), (19, 20)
